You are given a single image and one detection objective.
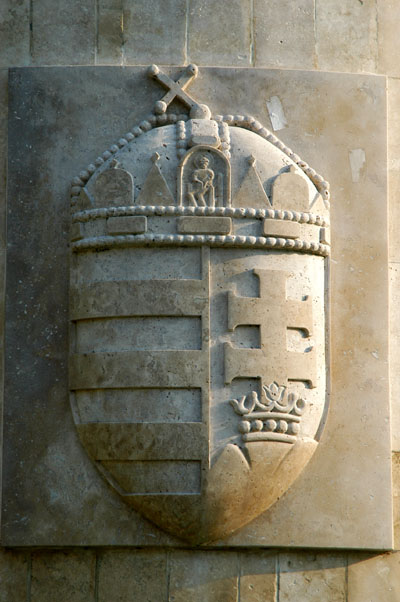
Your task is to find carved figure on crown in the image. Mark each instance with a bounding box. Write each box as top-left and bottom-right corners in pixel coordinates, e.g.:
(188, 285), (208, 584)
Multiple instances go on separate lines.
(188, 154), (215, 207)
(178, 146), (231, 207)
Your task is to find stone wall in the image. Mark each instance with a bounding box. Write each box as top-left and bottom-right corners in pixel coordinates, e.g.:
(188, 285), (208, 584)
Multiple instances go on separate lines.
(1, 0), (400, 599)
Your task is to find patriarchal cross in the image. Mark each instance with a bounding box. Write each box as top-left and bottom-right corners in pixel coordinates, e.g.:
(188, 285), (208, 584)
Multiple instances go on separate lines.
(224, 269), (317, 388)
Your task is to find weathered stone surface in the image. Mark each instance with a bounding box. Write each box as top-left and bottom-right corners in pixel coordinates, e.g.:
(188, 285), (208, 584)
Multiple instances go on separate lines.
(2, 67), (181, 547)
(315, 0), (378, 73)
(31, 0), (95, 65)
(168, 551), (239, 602)
(0, 0), (30, 68)
(279, 553), (346, 602)
(348, 552), (400, 602)
(0, 549), (28, 601)
(106, 216), (147, 234)
(177, 216), (232, 234)
(271, 165), (310, 212)
(387, 79), (400, 452)
(263, 219), (300, 239)
(239, 551), (276, 602)
(377, 1), (400, 77)
(123, 0), (186, 66)
(188, 0), (251, 66)
(232, 155), (271, 208)
(31, 551), (95, 602)
(97, 0), (124, 65)
(0, 70), (8, 340)
(204, 69), (390, 549)
(390, 265), (400, 452)
(68, 65), (329, 543)
(388, 78), (400, 264)
(394, 453), (400, 548)
(254, 0), (315, 70)
(94, 163), (134, 207)
(98, 550), (167, 602)
(137, 153), (174, 205)
(3, 67), (391, 548)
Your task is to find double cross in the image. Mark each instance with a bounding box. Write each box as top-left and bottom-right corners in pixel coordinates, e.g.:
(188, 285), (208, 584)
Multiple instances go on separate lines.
(148, 64), (200, 112)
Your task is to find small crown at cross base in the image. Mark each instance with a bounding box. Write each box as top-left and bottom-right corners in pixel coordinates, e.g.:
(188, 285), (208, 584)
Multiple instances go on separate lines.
(230, 382), (307, 444)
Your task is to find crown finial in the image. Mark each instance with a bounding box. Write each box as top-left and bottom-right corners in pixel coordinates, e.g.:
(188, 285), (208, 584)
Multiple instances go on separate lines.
(148, 63), (211, 119)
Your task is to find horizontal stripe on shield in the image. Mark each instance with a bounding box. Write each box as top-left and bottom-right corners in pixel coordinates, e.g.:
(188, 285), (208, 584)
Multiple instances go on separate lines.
(77, 422), (207, 461)
(69, 350), (208, 389)
(101, 460), (201, 494)
(75, 388), (202, 423)
(70, 279), (208, 320)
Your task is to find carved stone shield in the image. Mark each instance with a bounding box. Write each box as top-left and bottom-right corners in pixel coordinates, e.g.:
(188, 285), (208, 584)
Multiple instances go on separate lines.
(69, 65), (330, 544)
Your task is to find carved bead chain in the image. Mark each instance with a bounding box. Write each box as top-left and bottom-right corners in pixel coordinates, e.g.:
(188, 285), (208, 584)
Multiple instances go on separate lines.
(176, 120), (187, 160)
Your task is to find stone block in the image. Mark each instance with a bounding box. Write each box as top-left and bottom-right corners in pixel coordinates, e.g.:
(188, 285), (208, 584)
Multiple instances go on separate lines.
(31, 0), (95, 65)
(263, 219), (300, 239)
(98, 550), (167, 602)
(239, 551), (276, 602)
(0, 549), (28, 602)
(123, 0), (186, 66)
(97, 0), (123, 65)
(177, 216), (232, 234)
(31, 551), (96, 602)
(348, 552), (400, 602)
(106, 216), (147, 234)
(315, 0), (378, 73)
(393, 453), (400, 547)
(390, 264), (400, 451)
(279, 553), (347, 602)
(388, 78), (400, 263)
(188, 0), (251, 66)
(0, 0), (30, 67)
(0, 70), (7, 263)
(377, 0), (400, 77)
(2, 67), (391, 548)
(254, 0), (315, 70)
(168, 551), (238, 602)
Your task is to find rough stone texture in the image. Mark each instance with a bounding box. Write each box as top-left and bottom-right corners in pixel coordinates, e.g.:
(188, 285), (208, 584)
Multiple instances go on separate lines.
(315, 0), (378, 73)
(254, 0), (315, 70)
(97, 0), (123, 65)
(377, 0), (400, 77)
(123, 0), (186, 66)
(188, 0), (251, 66)
(168, 551), (239, 602)
(0, 0), (30, 68)
(98, 550), (167, 602)
(0, 70), (7, 385)
(388, 78), (400, 452)
(206, 69), (390, 549)
(30, 550), (96, 602)
(31, 0), (95, 65)
(239, 551), (276, 601)
(2, 67), (179, 547)
(0, 69), (7, 526)
(279, 553), (347, 602)
(388, 78), (400, 264)
(390, 264), (400, 452)
(2, 67), (391, 548)
(393, 452), (400, 548)
(348, 552), (400, 601)
(0, 549), (28, 601)
(0, 2), (398, 596)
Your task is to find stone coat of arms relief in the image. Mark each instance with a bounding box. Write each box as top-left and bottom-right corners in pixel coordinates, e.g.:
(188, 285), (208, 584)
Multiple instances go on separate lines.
(69, 65), (330, 544)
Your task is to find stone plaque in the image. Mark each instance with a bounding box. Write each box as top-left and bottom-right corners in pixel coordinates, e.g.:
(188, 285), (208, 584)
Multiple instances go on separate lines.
(2, 66), (392, 548)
